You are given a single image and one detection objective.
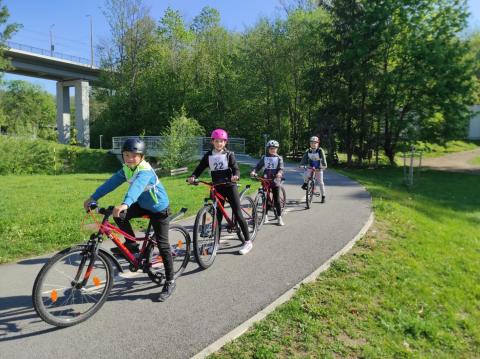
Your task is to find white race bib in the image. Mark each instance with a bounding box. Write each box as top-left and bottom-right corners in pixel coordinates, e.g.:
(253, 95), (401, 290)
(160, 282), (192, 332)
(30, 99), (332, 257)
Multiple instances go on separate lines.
(208, 154), (228, 172)
(308, 152), (320, 161)
(264, 156), (279, 170)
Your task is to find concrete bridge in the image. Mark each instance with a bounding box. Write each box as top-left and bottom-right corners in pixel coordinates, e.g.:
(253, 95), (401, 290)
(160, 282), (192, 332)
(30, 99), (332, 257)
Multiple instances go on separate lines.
(4, 41), (101, 147)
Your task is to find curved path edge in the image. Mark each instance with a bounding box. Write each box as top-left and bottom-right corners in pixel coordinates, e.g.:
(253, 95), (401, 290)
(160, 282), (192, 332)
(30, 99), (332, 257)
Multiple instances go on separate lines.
(192, 211), (375, 359)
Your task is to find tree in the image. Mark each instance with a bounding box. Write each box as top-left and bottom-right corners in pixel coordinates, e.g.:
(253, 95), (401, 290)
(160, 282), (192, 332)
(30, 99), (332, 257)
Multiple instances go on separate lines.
(0, 80), (56, 139)
(0, 1), (21, 74)
(157, 107), (205, 169)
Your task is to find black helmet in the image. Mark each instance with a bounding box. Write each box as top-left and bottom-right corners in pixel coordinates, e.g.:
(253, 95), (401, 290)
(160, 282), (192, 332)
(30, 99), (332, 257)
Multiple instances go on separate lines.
(122, 138), (146, 154)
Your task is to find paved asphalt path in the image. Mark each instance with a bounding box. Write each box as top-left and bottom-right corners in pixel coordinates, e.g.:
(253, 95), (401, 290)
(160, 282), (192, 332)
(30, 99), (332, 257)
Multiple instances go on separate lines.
(0, 162), (371, 359)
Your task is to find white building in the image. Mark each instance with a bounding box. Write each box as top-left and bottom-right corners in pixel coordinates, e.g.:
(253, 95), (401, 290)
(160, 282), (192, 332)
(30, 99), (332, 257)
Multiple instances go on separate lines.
(469, 105), (480, 140)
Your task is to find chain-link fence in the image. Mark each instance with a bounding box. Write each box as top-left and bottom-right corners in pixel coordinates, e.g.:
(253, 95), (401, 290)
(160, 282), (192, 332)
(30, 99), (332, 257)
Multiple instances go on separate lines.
(112, 136), (246, 156)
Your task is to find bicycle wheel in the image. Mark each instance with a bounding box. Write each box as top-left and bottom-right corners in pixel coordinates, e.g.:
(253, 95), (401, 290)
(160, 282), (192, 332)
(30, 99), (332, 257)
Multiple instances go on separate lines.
(238, 195), (258, 242)
(306, 179), (314, 209)
(193, 204), (220, 269)
(32, 246), (114, 327)
(146, 224), (191, 284)
(254, 191), (267, 229)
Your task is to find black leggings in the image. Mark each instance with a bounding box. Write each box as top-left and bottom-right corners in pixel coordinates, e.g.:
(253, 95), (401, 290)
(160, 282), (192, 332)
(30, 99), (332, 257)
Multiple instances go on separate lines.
(215, 184), (251, 242)
(114, 203), (174, 281)
(269, 186), (282, 216)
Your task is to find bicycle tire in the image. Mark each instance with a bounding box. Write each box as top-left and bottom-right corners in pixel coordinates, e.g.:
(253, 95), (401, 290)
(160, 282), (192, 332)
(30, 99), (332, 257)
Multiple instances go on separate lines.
(254, 191), (267, 230)
(238, 195), (258, 242)
(192, 204), (220, 269)
(306, 179), (314, 209)
(146, 224), (191, 284)
(32, 246), (114, 327)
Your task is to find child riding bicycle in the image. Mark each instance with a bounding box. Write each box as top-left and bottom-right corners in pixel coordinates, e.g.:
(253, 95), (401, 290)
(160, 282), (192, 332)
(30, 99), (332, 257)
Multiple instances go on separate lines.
(300, 136), (327, 203)
(83, 138), (176, 302)
(250, 140), (285, 226)
(187, 129), (253, 255)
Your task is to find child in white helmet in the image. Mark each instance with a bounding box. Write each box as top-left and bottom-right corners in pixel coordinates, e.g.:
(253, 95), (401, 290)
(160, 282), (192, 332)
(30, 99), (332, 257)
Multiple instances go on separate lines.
(250, 140), (285, 226)
(300, 136), (327, 203)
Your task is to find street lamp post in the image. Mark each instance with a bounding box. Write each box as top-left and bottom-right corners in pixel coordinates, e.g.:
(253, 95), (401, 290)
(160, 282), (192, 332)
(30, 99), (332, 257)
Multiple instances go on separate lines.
(86, 15), (94, 67)
(49, 24), (55, 56)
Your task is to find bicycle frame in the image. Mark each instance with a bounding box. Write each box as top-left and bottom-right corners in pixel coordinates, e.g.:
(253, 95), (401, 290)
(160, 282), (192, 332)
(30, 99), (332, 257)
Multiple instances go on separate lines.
(85, 207), (188, 271)
(194, 181), (239, 229)
(254, 176), (276, 208)
(86, 209), (154, 270)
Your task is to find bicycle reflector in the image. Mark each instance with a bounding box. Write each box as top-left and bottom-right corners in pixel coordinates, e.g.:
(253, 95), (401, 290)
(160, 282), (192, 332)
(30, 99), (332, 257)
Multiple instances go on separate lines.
(93, 276), (101, 287)
(177, 240), (183, 249)
(50, 289), (58, 303)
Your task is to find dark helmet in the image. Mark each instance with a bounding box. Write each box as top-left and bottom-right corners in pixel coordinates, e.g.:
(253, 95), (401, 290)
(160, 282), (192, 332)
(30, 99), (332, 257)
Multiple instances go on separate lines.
(122, 138), (146, 154)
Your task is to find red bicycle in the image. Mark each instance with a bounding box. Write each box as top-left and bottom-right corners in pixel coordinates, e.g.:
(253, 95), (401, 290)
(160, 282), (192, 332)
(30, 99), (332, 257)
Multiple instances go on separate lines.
(190, 180), (257, 269)
(252, 175), (286, 229)
(32, 204), (191, 327)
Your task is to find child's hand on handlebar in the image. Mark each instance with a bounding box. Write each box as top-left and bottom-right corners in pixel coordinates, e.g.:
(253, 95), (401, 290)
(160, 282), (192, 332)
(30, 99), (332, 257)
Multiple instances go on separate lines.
(83, 197), (95, 211)
(250, 171), (256, 177)
(187, 176), (196, 184)
(231, 175), (240, 182)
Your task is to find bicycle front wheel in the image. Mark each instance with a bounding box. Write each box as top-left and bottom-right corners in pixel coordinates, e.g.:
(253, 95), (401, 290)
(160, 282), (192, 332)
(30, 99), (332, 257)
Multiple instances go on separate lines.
(146, 224), (191, 284)
(306, 179), (314, 209)
(239, 195), (258, 242)
(193, 204), (220, 269)
(32, 246), (114, 327)
(254, 192), (267, 230)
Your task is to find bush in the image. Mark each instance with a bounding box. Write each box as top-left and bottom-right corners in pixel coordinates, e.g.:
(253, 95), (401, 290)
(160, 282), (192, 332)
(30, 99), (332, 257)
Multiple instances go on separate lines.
(0, 136), (119, 175)
(157, 107), (205, 170)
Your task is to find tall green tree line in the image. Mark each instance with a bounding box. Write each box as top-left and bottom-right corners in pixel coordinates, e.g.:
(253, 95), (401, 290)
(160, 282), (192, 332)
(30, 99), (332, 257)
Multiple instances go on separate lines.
(92, 0), (478, 164)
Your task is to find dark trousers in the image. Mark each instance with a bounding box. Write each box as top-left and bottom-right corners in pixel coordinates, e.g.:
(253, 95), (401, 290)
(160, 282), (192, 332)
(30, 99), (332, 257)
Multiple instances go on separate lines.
(114, 203), (173, 281)
(270, 186), (282, 216)
(215, 184), (251, 242)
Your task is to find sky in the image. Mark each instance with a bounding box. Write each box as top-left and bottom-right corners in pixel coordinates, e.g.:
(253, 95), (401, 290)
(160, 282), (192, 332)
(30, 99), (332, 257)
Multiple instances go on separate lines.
(3, 0), (480, 94)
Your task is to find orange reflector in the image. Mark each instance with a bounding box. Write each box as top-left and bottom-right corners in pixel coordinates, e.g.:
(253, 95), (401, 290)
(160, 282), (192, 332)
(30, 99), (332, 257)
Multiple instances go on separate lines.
(177, 240), (183, 249)
(50, 289), (58, 303)
(157, 256), (163, 262)
(93, 276), (101, 287)
(203, 249), (208, 256)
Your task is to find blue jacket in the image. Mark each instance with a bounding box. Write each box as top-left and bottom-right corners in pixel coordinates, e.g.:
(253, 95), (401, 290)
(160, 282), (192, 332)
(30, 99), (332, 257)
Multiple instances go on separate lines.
(91, 160), (169, 213)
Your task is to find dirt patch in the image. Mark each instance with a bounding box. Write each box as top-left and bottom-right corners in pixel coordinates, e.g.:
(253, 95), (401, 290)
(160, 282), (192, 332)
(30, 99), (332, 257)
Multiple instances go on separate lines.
(420, 148), (480, 175)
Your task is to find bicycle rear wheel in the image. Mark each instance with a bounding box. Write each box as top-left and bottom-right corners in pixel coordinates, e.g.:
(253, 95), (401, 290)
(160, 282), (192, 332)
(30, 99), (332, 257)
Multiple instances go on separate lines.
(193, 204), (220, 269)
(254, 192), (267, 230)
(146, 224), (191, 284)
(238, 195), (258, 242)
(32, 245), (114, 327)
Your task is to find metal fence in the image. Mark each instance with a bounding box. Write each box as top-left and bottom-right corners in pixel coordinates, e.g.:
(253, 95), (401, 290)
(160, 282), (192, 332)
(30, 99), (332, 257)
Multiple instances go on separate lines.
(6, 41), (99, 67)
(112, 136), (246, 156)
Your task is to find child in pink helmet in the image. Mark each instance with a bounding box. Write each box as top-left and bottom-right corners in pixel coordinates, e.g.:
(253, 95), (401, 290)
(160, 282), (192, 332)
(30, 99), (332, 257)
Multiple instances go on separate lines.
(187, 129), (253, 255)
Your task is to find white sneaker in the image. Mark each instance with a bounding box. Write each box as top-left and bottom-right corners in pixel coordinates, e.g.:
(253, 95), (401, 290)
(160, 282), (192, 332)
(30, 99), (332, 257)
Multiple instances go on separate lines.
(263, 215), (269, 224)
(277, 216), (285, 226)
(239, 240), (253, 255)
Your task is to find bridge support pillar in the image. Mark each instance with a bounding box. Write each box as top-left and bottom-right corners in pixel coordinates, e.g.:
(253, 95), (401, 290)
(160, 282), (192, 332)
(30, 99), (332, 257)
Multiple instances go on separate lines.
(56, 80), (90, 147)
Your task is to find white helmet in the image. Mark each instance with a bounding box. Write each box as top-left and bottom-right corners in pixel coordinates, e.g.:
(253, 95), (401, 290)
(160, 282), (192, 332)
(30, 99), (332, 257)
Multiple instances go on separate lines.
(309, 136), (319, 143)
(266, 140), (279, 148)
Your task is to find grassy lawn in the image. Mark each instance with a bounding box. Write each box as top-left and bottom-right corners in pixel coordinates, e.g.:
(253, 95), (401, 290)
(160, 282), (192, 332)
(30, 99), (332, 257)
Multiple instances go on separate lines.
(0, 163), (256, 263)
(334, 140), (480, 166)
(211, 168), (480, 358)
(468, 156), (480, 166)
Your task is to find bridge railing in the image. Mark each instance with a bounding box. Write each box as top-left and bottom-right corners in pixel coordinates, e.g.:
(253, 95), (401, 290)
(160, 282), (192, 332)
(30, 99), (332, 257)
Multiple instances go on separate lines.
(112, 136), (246, 156)
(6, 41), (99, 67)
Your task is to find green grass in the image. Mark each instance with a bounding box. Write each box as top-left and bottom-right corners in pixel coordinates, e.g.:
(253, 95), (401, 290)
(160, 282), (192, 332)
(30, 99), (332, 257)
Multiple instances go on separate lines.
(210, 168), (480, 358)
(468, 156), (480, 166)
(0, 163), (256, 263)
(334, 140), (480, 167)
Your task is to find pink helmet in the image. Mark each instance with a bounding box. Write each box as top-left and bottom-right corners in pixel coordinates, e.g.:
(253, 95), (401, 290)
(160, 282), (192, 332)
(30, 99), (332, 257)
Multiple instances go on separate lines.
(211, 128), (228, 140)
